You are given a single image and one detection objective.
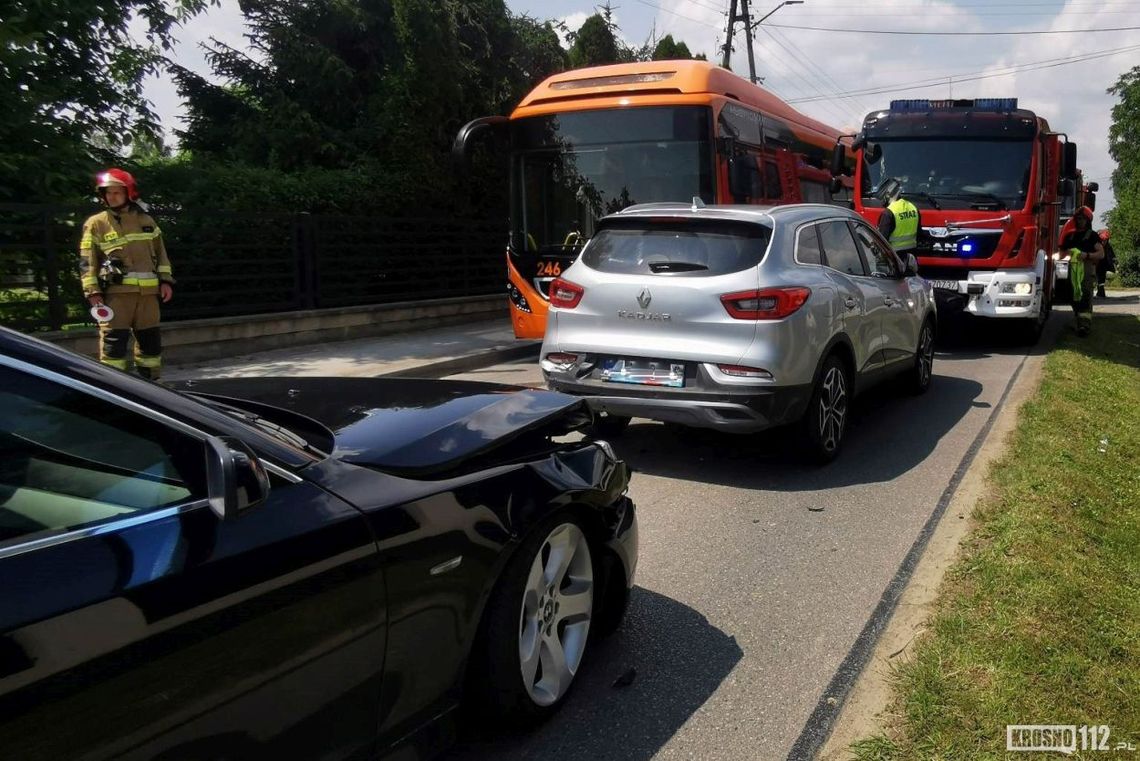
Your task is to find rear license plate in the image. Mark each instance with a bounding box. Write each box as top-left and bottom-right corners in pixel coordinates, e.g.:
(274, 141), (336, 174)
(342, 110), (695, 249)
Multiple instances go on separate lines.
(930, 279), (960, 292)
(601, 358), (685, 388)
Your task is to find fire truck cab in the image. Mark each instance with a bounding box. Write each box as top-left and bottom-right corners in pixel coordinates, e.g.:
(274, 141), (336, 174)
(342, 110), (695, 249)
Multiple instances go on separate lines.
(833, 98), (1080, 342)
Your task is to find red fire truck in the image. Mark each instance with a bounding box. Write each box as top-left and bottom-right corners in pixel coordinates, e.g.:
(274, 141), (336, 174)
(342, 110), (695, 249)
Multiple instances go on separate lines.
(831, 98), (1081, 342)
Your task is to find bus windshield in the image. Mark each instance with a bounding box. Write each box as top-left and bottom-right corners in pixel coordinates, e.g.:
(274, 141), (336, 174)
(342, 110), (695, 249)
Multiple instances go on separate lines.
(510, 106), (714, 253)
(862, 138), (1033, 210)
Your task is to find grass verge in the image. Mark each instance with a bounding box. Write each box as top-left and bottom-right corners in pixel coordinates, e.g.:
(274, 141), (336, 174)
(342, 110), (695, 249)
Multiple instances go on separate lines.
(852, 313), (1140, 760)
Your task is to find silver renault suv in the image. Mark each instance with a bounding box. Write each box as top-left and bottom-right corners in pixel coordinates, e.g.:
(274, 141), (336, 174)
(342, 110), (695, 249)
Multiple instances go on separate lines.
(539, 202), (937, 462)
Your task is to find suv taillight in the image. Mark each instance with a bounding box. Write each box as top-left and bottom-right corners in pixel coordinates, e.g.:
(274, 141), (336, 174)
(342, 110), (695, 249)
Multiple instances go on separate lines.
(549, 278), (585, 309)
(721, 287), (811, 320)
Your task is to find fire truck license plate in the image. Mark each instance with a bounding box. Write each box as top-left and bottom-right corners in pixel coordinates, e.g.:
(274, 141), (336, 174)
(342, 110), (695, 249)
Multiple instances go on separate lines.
(931, 279), (959, 292)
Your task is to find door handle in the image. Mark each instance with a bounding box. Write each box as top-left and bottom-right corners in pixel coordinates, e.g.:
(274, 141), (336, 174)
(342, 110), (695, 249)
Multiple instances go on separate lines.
(844, 297), (858, 310)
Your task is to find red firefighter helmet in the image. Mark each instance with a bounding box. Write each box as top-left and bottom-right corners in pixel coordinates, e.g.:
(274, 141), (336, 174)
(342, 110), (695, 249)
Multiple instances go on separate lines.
(95, 168), (140, 202)
(1073, 205), (1093, 222)
(1099, 229), (1111, 241)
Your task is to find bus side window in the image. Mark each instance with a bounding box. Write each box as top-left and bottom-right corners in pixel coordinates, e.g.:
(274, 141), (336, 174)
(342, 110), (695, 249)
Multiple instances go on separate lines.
(799, 180), (830, 204)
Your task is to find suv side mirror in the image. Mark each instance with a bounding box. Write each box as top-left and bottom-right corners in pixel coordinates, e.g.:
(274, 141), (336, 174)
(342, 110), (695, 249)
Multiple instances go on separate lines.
(905, 253), (919, 276)
(206, 436), (271, 520)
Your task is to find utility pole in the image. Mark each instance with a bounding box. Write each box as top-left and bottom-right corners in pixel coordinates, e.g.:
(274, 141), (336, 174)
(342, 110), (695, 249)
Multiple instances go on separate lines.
(722, 1), (803, 85)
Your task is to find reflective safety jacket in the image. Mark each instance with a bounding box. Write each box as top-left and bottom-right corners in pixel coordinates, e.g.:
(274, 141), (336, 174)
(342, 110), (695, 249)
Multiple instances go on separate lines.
(886, 198), (920, 252)
(79, 207), (174, 297)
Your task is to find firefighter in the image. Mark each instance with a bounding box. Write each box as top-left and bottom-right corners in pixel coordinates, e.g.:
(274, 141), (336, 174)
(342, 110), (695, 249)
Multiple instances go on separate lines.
(79, 169), (174, 379)
(876, 178), (921, 257)
(1058, 206), (1103, 336)
(1096, 229), (1116, 299)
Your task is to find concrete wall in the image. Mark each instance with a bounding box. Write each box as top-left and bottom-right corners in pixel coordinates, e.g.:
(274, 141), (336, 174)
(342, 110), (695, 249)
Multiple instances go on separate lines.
(45, 294), (508, 364)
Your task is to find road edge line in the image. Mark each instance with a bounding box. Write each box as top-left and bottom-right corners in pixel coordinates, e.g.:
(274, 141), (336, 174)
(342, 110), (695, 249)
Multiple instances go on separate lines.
(787, 339), (1050, 760)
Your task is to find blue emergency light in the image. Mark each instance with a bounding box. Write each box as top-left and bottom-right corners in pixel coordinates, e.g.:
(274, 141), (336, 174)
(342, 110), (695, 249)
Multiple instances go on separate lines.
(889, 98), (1018, 112)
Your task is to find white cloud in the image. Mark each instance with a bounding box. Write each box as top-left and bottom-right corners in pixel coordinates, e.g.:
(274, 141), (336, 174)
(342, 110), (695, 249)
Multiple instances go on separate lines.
(136, 0), (249, 145)
(653, 0), (1138, 216)
(558, 12), (591, 48)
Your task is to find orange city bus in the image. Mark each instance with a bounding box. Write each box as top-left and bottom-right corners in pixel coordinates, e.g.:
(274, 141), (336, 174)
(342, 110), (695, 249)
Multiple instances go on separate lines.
(454, 60), (851, 339)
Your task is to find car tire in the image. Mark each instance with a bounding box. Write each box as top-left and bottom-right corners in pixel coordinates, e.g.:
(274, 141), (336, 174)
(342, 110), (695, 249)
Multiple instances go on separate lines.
(908, 320), (936, 395)
(588, 412), (631, 438)
(799, 354), (850, 465)
(467, 511), (597, 725)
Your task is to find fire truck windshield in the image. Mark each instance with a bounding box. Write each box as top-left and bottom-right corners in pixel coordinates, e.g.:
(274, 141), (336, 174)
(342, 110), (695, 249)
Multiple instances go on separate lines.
(863, 138), (1033, 211)
(510, 106), (714, 254)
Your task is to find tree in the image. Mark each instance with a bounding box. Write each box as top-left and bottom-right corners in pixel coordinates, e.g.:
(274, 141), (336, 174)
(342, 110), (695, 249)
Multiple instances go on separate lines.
(568, 14), (622, 68)
(1106, 66), (1140, 269)
(651, 35), (693, 61)
(0, 0), (213, 202)
(153, 0), (562, 215)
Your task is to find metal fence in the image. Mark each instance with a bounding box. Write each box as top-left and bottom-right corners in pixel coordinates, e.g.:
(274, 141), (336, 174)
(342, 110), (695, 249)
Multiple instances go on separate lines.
(0, 203), (505, 332)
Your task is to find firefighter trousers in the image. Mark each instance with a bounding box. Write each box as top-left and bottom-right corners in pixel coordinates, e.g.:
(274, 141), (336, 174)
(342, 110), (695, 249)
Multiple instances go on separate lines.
(1071, 270), (1097, 335)
(100, 292), (164, 379)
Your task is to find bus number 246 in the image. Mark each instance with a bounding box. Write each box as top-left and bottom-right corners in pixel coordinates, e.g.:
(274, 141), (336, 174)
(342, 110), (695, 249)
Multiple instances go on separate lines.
(536, 261), (562, 277)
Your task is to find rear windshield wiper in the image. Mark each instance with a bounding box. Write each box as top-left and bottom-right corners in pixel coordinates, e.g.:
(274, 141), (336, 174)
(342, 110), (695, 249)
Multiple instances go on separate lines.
(648, 261), (709, 272)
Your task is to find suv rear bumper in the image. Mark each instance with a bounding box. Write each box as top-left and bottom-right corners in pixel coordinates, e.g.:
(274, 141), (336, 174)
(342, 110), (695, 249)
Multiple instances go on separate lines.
(545, 376), (812, 433)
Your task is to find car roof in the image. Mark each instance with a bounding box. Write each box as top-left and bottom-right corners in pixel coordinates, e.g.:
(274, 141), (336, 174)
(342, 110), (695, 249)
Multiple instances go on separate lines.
(606, 202), (862, 227)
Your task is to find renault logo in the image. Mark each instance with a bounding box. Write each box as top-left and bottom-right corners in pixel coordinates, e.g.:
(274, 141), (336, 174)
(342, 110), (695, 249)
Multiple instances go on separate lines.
(637, 288), (652, 309)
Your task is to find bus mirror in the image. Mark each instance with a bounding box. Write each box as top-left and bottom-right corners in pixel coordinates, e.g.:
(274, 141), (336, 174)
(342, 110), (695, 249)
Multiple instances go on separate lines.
(830, 143), (846, 177)
(1063, 142), (1078, 179)
(1085, 192), (1096, 211)
(1087, 181), (1099, 192)
(452, 115), (509, 171)
(829, 176), (844, 195)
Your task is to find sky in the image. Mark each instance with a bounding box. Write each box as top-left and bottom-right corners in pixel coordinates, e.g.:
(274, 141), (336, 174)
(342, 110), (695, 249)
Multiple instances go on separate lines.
(143, 0), (1140, 219)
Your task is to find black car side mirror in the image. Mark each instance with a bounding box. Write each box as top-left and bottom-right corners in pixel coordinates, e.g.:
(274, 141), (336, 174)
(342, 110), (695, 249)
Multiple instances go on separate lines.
(206, 436), (271, 520)
(905, 253), (919, 276)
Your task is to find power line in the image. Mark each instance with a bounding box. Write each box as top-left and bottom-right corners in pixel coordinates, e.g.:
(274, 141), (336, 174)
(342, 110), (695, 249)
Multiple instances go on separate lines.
(766, 26), (874, 115)
(786, 43), (1140, 103)
(758, 27), (867, 122)
(768, 22), (1140, 34)
(634, 0), (723, 28)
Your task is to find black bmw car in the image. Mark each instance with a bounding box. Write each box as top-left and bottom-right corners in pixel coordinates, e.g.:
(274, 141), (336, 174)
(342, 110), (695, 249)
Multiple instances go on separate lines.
(0, 327), (637, 760)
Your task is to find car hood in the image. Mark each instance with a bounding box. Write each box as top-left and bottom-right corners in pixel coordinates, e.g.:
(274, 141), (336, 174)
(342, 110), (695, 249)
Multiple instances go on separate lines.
(171, 377), (591, 476)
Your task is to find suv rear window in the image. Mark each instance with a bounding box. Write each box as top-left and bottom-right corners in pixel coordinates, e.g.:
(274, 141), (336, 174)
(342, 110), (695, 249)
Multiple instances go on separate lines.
(580, 219), (772, 277)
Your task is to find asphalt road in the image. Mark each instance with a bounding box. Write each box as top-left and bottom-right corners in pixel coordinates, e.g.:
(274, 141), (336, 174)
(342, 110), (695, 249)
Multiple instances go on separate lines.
(441, 310), (1072, 761)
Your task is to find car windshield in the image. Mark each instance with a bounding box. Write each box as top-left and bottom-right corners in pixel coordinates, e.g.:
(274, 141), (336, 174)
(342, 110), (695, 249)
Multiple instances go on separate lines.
(510, 107), (714, 254)
(862, 138), (1033, 210)
(581, 218), (773, 277)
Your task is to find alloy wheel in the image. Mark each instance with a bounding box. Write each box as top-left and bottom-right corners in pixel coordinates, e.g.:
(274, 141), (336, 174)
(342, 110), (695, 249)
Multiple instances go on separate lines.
(816, 365), (848, 453)
(518, 522), (594, 706)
